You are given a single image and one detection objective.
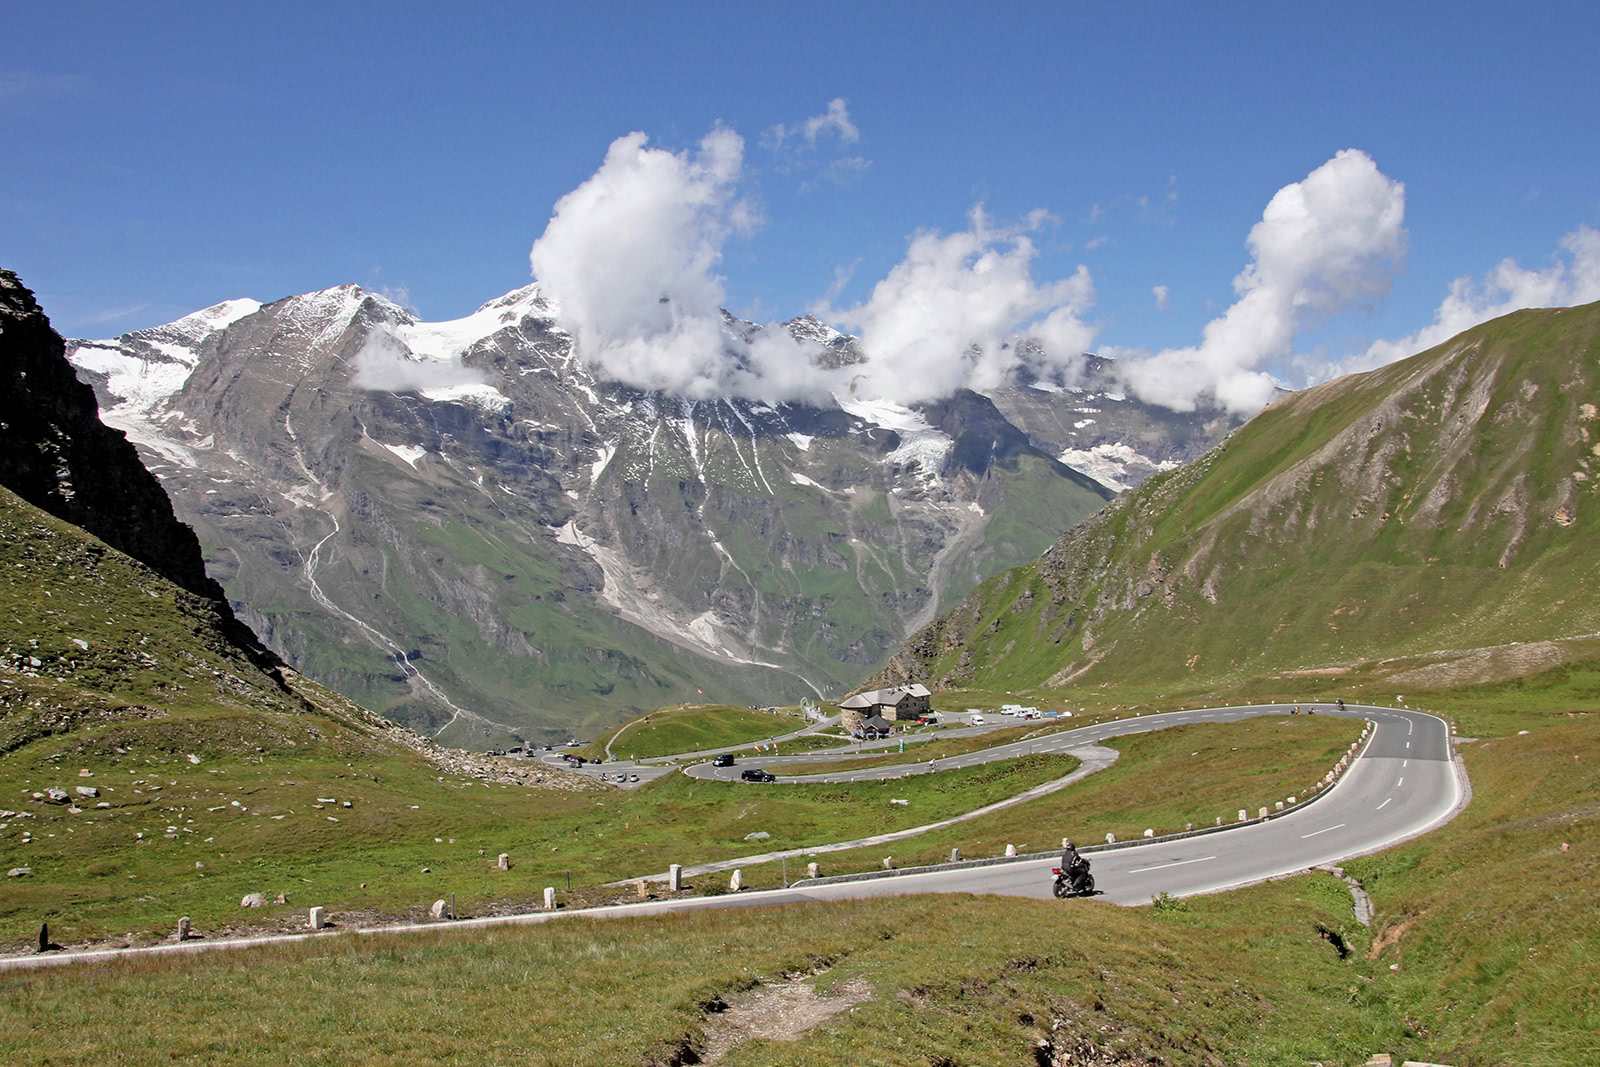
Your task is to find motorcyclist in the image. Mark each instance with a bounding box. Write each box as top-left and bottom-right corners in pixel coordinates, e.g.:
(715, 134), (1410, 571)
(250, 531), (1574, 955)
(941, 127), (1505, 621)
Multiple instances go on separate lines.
(1336, 698), (1345, 711)
(1060, 840), (1089, 891)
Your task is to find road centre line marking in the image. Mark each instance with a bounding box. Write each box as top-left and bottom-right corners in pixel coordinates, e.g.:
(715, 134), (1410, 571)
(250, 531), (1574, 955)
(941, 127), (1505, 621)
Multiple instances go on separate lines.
(1128, 855), (1216, 874)
(1301, 823), (1346, 839)
(1397, 777), (1404, 787)
(1376, 798), (1392, 810)
(1403, 759), (1408, 768)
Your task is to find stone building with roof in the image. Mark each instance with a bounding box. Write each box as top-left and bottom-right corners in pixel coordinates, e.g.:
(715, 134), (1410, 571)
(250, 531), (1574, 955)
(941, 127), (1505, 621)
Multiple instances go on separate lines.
(838, 684), (932, 734)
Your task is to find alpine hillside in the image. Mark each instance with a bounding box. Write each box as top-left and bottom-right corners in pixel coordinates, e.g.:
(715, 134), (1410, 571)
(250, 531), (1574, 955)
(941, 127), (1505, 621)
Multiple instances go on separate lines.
(64, 281), (1235, 745)
(878, 301), (1600, 695)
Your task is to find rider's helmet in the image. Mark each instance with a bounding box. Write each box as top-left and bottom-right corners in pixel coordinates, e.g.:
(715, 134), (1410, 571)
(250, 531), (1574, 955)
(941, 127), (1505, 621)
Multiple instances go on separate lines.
(1063, 840), (1073, 850)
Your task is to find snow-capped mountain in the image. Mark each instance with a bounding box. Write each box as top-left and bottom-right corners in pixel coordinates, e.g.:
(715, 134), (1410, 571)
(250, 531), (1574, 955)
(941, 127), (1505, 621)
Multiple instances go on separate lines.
(67, 283), (1230, 745)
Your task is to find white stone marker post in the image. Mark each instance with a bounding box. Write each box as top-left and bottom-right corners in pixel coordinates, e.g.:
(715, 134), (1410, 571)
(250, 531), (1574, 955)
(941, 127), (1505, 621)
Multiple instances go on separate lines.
(668, 864), (683, 891)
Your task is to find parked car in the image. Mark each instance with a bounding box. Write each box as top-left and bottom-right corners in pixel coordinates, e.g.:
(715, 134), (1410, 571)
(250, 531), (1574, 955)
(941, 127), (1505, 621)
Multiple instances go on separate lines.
(615, 773), (627, 783)
(712, 753), (735, 767)
(629, 774), (640, 783)
(740, 768), (776, 782)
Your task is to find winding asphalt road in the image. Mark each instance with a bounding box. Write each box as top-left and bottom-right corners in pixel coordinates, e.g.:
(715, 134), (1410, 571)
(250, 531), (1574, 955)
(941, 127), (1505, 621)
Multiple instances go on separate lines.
(653, 703), (1464, 903)
(774, 703), (1463, 906)
(0, 703), (1465, 971)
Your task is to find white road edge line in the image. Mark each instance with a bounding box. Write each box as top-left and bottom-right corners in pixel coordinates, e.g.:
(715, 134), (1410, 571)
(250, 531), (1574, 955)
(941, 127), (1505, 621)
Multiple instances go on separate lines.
(1301, 823), (1346, 839)
(1128, 856), (1216, 874)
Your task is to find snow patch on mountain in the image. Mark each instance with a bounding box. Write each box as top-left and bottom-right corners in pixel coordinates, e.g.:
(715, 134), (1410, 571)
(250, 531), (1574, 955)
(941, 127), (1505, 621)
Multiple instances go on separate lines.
(381, 443), (429, 468)
(836, 395), (954, 486)
(789, 471), (827, 491)
(279, 285), (368, 357)
(166, 298), (262, 342)
(590, 444), (617, 485)
(785, 432), (814, 450)
(836, 395), (932, 433)
(887, 432), (953, 485)
(1056, 442), (1179, 493)
(70, 344), (193, 419)
(396, 284), (550, 361)
(419, 383), (511, 414)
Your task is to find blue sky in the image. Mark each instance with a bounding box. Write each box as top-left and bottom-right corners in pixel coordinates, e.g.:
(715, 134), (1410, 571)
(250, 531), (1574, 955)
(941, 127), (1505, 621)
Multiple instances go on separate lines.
(5, 1), (1597, 411)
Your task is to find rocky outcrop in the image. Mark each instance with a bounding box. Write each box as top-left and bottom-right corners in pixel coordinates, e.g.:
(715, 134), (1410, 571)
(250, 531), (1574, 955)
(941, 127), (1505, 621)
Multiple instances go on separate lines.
(0, 268), (275, 669)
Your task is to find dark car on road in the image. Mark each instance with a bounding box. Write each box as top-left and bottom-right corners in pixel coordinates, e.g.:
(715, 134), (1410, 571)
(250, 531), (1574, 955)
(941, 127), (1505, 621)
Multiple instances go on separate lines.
(712, 753), (735, 767)
(740, 768), (776, 782)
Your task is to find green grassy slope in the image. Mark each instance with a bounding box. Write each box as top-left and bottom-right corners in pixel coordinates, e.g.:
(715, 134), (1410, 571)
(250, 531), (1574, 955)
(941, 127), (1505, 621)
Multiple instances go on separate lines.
(582, 703), (814, 760)
(882, 302), (1600, 695)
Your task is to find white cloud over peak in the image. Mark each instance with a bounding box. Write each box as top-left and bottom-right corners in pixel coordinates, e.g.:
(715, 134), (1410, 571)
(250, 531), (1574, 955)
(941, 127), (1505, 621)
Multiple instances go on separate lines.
(528, 127), (824, 400)
(816, 206), (1098, 404)
(528, 126), (1097, 407)
(1337, 224), (1600, 375)
(351, 328), (488, 393)
(1152, 284), (1170, 311)
(1115, 149), (1407, 414)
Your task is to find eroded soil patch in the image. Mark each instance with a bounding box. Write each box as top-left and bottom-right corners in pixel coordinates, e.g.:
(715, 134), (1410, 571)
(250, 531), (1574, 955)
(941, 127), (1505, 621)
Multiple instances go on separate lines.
(694, 972), (874, 1064)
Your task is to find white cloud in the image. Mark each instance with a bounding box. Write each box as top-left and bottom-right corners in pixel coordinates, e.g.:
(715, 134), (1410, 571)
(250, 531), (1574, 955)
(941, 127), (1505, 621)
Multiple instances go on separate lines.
(529, 127), (841, 403)
(766, 97), (860, 151)
(377, 283), (415, 314)
(1115, 149), (1407, 414)
(351, 328), (488, 393)
(816, 206), (1099, 404)
(1152, 284), (1170, 311)
(1338, 224), (1600, 374)
(527, 125), (1100, 408)
(764, 99), (871, 191)
(801, 155), (871, 192)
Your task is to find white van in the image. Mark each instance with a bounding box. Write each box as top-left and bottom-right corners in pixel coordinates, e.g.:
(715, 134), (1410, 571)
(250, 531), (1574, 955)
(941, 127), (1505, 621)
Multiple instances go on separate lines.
(970, 714), (986, 725)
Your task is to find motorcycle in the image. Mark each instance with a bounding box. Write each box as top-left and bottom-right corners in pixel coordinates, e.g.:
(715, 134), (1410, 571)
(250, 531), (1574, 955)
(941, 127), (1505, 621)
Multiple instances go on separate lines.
(1051, 860), (1094, 898)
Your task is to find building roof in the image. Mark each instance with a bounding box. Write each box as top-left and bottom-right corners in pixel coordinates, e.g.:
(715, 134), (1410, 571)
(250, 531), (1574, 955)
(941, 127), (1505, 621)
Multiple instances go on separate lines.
(838, 684), (931, 710)
(863, 715), (895, 730)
